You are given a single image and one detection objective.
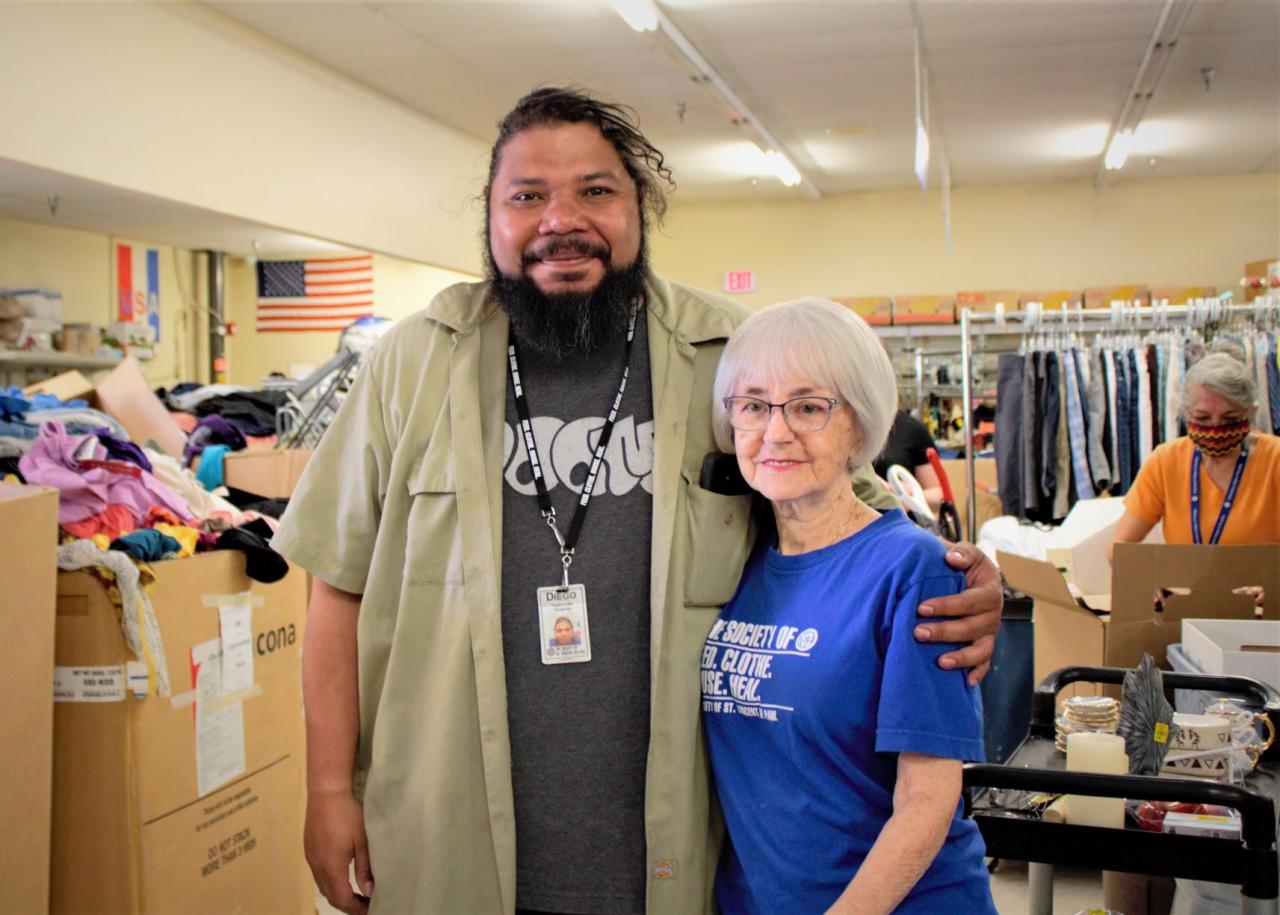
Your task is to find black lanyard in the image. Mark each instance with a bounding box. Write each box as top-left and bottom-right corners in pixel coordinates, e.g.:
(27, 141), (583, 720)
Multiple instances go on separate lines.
(507, 304), (640, 585)
(1190, 437), (1250, 545)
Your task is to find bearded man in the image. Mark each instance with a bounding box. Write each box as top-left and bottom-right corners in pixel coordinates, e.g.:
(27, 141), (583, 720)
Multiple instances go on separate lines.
(273, 86), (1002, 915)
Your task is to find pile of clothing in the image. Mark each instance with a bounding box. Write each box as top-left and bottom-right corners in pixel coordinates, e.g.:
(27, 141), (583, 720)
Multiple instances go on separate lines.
(16, 421), (287, 580)
(3, 381), (297, 701)
(159, 383), (287, 439)
(1, 386), (127, 448)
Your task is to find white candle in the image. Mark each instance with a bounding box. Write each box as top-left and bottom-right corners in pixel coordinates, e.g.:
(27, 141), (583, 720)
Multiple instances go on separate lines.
(1065, 732), (1129, 828)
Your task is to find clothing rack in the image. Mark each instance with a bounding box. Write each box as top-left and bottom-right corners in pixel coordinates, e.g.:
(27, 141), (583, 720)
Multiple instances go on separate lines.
(957, 296), (1280, 537)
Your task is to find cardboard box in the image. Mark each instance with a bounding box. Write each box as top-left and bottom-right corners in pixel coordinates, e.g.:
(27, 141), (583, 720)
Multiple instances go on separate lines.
(51, 552), (310, 914)
(94, 355), (187, 458)
(0, 483), (59, 915)
(938, 458), (1000, 541)
(1019, 290), (1082, 310)
(832, 296), (893, 326)
(1041, 499), (1163, 597)
(956, 290), (1019, 315)
(223, 448), (314, 499)
(893, 294), (956, 325)
(1243, 258), (1278, 302)
(1181, 619), (1280, 689)
(1084, 284), (1149, 309)
(23, 369), (97, 404)
(999, 543), (1280, 705)
(1149, 286), (1217, 306)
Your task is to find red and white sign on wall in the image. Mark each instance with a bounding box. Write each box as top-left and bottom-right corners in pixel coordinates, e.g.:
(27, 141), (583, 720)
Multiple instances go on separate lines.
(724, 270), (756, 294)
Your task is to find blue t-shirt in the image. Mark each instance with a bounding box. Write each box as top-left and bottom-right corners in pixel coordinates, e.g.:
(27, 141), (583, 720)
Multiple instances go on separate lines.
(702, 509), (995, 914)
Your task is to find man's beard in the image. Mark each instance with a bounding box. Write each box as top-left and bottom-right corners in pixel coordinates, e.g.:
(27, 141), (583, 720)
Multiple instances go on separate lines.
(487, 236), (648, 362)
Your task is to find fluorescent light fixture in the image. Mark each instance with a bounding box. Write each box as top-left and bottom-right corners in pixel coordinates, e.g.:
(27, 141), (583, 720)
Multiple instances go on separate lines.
(607, 0), (658, 32)
(914, 118), (930, 190)
(764, 150), (801, 187)
(1104, 128), (1134, 170)
(1047, 123), (1111, 159)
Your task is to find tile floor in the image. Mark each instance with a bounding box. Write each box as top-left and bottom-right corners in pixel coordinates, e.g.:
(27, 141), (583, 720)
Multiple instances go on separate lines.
(317, 861), (1107, 913)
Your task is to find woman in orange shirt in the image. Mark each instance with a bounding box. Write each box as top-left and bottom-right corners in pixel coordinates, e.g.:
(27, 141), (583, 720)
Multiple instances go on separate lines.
(1110, 352), (1280, 563)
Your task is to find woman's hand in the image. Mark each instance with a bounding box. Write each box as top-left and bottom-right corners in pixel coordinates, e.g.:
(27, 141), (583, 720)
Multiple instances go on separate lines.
(914, 543), (1002, 686)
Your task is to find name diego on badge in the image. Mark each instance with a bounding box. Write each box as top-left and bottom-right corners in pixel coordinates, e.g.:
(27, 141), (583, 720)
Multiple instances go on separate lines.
(537, 584), (591, 665)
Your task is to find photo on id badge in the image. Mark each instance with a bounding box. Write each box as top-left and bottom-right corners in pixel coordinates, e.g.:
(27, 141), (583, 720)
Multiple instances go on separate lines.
(539, 584), (591, 665)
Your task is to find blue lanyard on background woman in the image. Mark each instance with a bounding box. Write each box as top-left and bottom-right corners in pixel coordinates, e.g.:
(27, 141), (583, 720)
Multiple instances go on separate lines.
(1190, 438), (1251, 545)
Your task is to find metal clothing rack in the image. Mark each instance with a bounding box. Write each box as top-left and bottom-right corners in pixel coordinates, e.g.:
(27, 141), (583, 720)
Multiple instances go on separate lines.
(274, 345), (361, 450)
(956, 296), (1280, 538)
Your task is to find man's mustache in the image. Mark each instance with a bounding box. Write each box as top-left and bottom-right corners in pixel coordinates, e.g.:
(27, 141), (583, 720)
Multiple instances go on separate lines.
(522, 238), (610, 266)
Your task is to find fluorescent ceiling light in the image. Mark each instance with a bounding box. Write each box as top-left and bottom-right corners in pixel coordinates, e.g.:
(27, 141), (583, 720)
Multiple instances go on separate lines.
(764, 150), (801, 187)
(607, 0), (658, 31)
(1051, 123), (1111, 159)
(1104, 129), (1134, 170)
(914, 118), (930, 190)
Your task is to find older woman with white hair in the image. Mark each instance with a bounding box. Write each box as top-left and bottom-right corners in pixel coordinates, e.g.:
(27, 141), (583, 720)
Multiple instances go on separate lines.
(1111, 351), (1280, 556)
(701, 298), (995, 914)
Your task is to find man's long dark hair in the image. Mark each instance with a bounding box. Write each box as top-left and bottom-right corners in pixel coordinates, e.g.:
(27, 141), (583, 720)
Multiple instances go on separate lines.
(484, 86), (675, 229)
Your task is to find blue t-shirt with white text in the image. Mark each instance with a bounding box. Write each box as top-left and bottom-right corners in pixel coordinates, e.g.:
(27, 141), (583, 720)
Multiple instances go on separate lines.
(702, 509), (996, 914)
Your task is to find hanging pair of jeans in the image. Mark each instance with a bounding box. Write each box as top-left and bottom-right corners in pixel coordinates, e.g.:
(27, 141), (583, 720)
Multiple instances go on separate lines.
(1039, 353), (1061, 508)
(1021, 351), (1042, 518)
(1063, 350), (1094, 501)
(1114, 352), (1132, 496)
(995, 354), (1025, 517)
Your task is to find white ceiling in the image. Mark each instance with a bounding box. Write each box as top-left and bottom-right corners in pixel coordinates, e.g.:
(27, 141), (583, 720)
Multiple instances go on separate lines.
(2, 0), (1274, 258)
(204, 0), (1280, 200)
(0, 158), (359, 258)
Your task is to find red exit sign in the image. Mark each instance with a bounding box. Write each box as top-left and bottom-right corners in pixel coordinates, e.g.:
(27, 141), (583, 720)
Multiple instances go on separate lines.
(724, 270), (755, 293)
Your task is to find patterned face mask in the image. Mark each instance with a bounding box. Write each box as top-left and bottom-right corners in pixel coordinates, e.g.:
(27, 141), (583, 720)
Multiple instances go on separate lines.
(1186, 418), (1250, 457)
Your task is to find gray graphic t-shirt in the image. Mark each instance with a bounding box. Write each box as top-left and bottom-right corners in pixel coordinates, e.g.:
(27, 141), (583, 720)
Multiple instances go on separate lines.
(501, 316), (654, 914)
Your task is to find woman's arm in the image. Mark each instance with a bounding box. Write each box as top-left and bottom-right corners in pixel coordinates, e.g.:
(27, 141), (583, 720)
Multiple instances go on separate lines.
(824, 753), (961, 915)
(1107, 511), (1156, 564)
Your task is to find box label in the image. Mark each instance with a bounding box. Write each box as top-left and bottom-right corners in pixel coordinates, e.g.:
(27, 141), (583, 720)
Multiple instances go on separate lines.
(191, 639), (247, 797)
(54, 665), (126, 702)
(216, 594), (255, 696)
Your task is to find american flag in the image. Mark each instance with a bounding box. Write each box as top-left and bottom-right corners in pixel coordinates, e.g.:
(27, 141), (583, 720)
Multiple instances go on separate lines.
(255, 255), (374, 332)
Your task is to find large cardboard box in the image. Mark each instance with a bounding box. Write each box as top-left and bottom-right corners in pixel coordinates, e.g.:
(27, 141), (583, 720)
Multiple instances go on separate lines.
(938, 458), (1000, 541)
(1000, 543), (1280, 704)
(1083, 284), (1149, 309)
(0, 483), (59, 915)
(832, 295), (893, 326)
(223, 448), (314, 499)
(956, 289), (1019, 315)
(893, 294), (956, 325)
(1019, 290), (1082, 310)
(51, 552), (311, 914)
(1149, 285), (1217, 306)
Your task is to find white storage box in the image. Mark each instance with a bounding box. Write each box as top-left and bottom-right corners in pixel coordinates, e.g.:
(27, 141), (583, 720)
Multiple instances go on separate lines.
(1181, 619), (1280, 690)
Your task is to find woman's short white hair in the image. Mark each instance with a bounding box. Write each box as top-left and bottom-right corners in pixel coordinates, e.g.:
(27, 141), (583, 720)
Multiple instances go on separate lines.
(712, 297), (897, 468)
(1181, 351), (1256, 417)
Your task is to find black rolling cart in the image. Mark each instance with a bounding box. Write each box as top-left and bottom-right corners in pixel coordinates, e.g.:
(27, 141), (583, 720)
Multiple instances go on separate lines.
(964, 666), (1280, 914)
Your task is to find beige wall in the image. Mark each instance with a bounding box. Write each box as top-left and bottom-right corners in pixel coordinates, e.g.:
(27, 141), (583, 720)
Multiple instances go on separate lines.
(651, 172), (1280, 308)
(223, 255), (478, 385)
(0, 2), (487, 274)
(0, 216), (206, 387)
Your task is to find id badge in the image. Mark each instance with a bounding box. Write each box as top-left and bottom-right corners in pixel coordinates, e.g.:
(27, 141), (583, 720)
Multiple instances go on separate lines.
(538, 584), (591, 665)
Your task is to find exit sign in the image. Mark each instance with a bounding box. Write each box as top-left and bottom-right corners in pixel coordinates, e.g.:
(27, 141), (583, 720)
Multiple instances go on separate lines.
(724, 270), (755, 293)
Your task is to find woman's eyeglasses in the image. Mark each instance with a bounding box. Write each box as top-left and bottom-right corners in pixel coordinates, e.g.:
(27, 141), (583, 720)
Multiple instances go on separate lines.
(722, 396), (841, 433)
